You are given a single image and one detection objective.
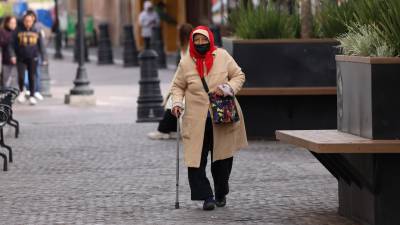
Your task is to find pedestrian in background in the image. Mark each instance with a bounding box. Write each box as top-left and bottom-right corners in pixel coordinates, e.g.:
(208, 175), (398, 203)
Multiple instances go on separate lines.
(10, 12), (47, 105)
(139, 1), (160, 49)
(0, 16), (18, 88)
(147, 23), (193, 140)
(21, 10), (47, 101)
(171, 26), (248, 210)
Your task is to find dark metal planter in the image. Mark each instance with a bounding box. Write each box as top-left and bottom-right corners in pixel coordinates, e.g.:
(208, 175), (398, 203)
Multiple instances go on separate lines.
(311, 152), (400, 225)
(238, 95), (337, 139)
(336, 56), (400, 140)
(223, 38), (339, 139)
(223, 38), (339, 87)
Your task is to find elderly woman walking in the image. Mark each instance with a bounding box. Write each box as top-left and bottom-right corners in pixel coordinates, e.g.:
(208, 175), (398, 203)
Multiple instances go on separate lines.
(171, 26), (248, 210)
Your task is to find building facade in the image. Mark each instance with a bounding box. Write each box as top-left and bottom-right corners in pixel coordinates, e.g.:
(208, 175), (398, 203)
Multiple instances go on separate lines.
(65, 0), (212, 52)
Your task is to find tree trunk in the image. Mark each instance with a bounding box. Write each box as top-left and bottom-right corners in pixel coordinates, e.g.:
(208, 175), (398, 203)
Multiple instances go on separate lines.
(300, 0), (313, 38)
(288, 0), (295, 14)
(314, 0), (321, 15)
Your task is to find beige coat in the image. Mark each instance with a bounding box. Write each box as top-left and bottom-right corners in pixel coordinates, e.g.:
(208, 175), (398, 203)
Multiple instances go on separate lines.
(171, 48), (248, 168)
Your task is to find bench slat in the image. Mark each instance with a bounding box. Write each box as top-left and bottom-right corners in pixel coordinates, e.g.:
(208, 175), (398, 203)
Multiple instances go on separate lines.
(276, 130), (400, 153)
(237, 87), (337, 96)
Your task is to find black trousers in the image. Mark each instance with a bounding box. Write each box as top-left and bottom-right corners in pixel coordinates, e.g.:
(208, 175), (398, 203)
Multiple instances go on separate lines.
(17, 58), (38, 97)
(188, 118), (233, 201)
(158, 109), (177, 133)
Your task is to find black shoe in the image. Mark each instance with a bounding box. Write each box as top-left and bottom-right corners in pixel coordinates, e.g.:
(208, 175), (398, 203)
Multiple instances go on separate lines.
(203, 197), (216, 211)
(215, 196), (226, 207)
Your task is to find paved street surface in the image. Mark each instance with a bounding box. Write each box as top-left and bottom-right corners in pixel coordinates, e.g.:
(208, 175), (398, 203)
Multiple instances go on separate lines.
(0, 55), (357, 225)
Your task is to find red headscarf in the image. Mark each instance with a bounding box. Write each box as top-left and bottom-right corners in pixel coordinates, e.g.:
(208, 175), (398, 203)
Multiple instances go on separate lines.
(189, 26), (217, 78)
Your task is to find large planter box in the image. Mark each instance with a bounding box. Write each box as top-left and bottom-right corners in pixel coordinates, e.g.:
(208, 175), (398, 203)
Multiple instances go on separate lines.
(337, 55), (400, 140)
(223, 38), (339, 139)
(223, 38), (339, 87)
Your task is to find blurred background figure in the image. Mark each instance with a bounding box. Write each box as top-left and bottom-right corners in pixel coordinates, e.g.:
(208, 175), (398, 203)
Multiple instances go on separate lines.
(20, 10), (47, 101)
(0, 15), (18, 88)
(11, 12), (47, 105)
(139, 1), (160, 49)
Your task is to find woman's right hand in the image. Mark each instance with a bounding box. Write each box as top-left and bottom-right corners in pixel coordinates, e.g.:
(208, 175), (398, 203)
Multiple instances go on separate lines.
(172, 106), (183, 118)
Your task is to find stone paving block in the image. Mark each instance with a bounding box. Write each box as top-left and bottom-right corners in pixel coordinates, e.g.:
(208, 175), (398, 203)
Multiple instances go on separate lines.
(0, 58), (357, 224)
(0, 123), (357, 225)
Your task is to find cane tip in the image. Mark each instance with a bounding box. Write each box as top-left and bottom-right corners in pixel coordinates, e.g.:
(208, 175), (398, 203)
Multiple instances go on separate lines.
(175, 202), (180, 209)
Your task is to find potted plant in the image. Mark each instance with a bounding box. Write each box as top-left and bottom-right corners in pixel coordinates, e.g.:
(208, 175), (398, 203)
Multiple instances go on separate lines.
(224, 1), (339, 87)
(336, 0), (400, 140)
(224, 0), (344, 138)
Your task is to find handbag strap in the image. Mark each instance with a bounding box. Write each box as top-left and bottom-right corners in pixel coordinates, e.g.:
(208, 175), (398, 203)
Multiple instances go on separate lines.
(200, 77), (210, 93)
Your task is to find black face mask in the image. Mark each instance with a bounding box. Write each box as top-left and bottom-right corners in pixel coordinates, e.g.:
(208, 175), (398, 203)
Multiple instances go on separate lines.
(195, 43), (210, 55)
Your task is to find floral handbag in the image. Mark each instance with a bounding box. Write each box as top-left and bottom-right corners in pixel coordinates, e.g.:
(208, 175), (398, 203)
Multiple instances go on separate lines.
(201, 78), (240, 124)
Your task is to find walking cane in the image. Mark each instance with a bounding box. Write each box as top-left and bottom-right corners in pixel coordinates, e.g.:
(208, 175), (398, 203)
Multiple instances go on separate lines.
(175, 115), (180, 209)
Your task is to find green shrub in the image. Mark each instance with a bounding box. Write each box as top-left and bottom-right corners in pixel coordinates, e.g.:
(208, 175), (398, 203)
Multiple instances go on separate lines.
(228, 2), (300, 39)
(315, 0), (356, 38)
(316, 0), (382, 38)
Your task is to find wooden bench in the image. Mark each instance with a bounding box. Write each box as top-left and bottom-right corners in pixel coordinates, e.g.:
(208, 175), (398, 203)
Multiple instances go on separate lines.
(237, 87), (337, 96)
(276, 129), (400, 225)
(276, 130), (400, 153)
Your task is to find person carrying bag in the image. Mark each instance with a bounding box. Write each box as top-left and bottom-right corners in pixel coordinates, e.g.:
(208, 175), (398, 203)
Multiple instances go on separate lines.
(171, 25), (248, 211)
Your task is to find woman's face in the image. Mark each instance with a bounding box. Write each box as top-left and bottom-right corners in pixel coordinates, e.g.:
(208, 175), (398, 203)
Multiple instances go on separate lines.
(23, 15), (34, 29)
(8, 17), (17, 30)
(193, 33), (209, 45)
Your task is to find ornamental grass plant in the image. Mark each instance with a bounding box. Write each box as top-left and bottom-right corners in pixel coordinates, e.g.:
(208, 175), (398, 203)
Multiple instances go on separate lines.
(337, 24), (395, 57)
(337, 0), (400, 57)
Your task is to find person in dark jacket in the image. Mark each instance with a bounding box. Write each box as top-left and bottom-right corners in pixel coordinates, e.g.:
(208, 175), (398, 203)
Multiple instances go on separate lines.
(10, 13), (47, 105)
(20, 9), (47, 101)
(0, 16), (18, 87)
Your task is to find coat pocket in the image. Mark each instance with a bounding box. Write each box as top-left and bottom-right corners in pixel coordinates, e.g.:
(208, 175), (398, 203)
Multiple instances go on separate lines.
(181, 116), (192, 139)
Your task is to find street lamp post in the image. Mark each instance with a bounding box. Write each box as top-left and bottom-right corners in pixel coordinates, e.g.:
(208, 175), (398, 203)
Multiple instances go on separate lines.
(65, 0), (95, 105)
(53, 0), (63, 59)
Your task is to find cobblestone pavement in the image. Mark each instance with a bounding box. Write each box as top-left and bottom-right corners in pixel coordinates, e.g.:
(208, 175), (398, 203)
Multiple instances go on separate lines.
(0, 58), (357, 225)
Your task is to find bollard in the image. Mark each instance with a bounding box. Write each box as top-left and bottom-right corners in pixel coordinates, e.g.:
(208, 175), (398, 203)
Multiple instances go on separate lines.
(39, 63), (51, 97)
(210, 24), (222, 47)
(123, 25), (139, 67)
(73, 24), (89, 62)
(97, 23), (114, 65)
(150, 27), (167, 69)
(54, 28), (63, 59)
(136, 49), (164, 122)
